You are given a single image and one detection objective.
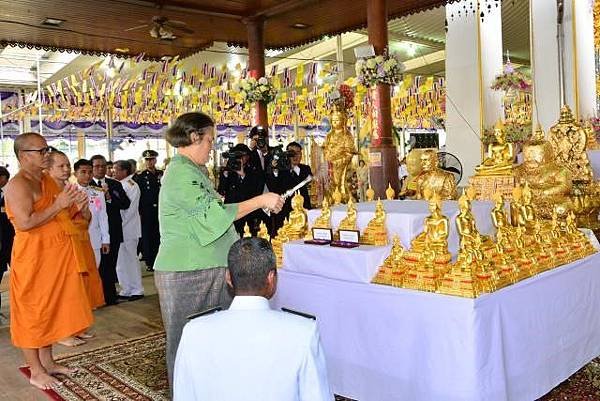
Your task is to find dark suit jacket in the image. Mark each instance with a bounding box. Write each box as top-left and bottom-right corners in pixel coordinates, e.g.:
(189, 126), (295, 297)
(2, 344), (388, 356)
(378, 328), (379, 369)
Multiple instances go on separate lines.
(247, 148), (276, 194)
(0, 190), (15, 263)
(272, 163), (312, 232)
(90, 177), (131, 244)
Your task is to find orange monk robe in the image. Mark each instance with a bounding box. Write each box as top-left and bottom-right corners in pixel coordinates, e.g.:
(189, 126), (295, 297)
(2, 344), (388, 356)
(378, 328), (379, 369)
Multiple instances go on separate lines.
(72, 218), (105, 309)
(7, 173), (93, 348)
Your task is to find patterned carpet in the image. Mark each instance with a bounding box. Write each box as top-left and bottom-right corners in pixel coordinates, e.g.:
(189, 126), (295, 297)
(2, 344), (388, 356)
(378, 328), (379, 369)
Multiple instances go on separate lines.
(18, 331), (600, 401)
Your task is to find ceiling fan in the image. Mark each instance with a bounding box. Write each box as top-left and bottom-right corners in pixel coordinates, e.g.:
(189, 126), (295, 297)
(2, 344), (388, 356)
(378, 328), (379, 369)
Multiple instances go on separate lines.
(125, 16), (193, 40)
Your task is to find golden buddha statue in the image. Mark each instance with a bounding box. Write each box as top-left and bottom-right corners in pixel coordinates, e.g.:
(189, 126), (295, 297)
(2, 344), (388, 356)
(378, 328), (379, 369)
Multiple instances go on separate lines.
(372, 235), (404, 286)
(337, 197), (358, 232)
(385, 183), (395, 200)
(271, 218), (290, 267)
(313, 198), (332, 229)
(471, 234), (502, 294)
(584, 120), (600, 150)
(474, 122), (515, 176)
(411, 150), (457, 201)
(456, 188), (493, 252)
(243, 222), (252, 238)
(361, 198), (388, 246)
(491, 193), (514, 250)
(324, 104), (357, 203)
(332, 187), (343, 205)
(400, 149), (425, 196)
(258, 221), (270, 241)
(514, 128), (573, 219)
(285, 192), (309, 240)
(403, 237), (440, 293)
(549, 105), (593, 182)
(549, 205), (570, 265)
(494, 229), (524, 284)
(365, 185), (375, 201)
(531, 220), (555, 272)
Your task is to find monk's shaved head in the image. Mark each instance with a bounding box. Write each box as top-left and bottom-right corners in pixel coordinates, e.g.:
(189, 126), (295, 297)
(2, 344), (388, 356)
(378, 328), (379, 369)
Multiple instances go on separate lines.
(14, 132), (45, 159)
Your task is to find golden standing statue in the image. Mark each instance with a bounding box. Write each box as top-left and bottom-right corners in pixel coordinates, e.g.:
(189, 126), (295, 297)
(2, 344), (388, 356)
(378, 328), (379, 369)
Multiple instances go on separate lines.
(324, 104), (357, 203)
(474, 122), (515, 176)
(411, 150), (457, 200)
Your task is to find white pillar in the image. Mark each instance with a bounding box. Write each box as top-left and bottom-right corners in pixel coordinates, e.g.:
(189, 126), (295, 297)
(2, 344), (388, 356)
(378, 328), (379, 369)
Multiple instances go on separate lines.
(530, 0), (561, 132)
(532, 0), (597, 127)
(445, 0), (504, 183)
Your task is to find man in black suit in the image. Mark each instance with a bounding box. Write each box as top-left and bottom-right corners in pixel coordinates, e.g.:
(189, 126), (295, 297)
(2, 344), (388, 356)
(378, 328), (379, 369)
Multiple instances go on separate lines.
(272, 141), (313, 232)
(0, 166), (14, 314)
(90, 155), (131, 305)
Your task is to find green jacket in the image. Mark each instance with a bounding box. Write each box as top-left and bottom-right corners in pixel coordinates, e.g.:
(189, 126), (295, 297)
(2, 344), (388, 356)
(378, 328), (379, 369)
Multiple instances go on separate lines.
(155, 154), (239, 271)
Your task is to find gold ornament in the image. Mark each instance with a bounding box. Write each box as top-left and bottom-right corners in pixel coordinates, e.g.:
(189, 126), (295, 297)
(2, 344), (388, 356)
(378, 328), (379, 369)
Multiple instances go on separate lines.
(385, 183), (395, 200)
(243, 222), (252, 238)
(365, 185), (376, 201)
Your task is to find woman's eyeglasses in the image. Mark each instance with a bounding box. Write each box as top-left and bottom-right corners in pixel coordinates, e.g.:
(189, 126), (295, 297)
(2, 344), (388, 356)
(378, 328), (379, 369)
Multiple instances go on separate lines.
(20, 146), (53, 155)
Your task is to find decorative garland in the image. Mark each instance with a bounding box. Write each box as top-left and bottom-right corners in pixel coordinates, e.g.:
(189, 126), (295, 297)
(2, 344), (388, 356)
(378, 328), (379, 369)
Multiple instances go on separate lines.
(355, 53), (404, 87)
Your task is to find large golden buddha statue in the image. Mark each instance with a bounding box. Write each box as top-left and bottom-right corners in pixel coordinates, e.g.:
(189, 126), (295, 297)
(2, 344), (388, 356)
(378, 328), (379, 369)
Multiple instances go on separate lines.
(337, 197), (358, 231)
(399, 149), (425, 196)
(411, 150), (457, 200)
(361, 198), (388, 245)
(324, 104), (357, 204)
(474, 122), (515, 176)
(514, 128), (572, 219)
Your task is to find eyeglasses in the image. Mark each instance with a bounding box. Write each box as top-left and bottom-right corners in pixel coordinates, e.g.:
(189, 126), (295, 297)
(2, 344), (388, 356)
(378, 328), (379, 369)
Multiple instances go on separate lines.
(20, 147), (52, 155)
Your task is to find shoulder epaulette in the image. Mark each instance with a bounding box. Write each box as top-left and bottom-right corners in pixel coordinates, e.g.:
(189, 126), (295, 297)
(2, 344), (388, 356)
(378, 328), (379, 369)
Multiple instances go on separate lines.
(281, 307), (316, 320)
(187, 306), (222, 320)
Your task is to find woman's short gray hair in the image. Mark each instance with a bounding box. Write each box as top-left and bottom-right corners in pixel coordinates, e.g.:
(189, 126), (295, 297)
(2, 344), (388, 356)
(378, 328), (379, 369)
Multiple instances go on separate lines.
(166, 112), (215, 148)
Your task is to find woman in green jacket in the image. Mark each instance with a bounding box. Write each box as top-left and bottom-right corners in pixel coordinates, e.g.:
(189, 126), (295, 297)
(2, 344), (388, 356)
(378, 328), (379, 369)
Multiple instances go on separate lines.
(154, 112), (283, 387)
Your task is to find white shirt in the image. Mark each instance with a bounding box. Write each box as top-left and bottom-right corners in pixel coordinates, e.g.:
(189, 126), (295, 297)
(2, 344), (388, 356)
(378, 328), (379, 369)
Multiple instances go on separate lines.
(78, 184), (109, 249)
(174, 296), (332, 401)
(119, 174), (141, 240)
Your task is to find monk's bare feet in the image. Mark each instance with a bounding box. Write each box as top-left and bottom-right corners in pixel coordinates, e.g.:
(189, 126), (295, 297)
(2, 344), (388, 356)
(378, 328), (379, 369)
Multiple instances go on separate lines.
(29, 371), (62, 390)
(44, 362), (78, 376)
(76, 331), (95, 339)
(57, 337), (86, 347)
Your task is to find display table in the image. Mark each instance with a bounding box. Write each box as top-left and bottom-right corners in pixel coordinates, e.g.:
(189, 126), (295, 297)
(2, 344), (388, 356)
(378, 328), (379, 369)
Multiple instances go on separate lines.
(307, 200), (494, 255)
(272, 253), (600, 401)
(283, 241), (391, 283)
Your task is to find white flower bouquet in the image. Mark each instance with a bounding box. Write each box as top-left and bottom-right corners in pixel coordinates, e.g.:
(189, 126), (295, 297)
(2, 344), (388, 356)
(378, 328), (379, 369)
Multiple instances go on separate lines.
(233, 77), (278, 105)
(355, 54), (404, 87)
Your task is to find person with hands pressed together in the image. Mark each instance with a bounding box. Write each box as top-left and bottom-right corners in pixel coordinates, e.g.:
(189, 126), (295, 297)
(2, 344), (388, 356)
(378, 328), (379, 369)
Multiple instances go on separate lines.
(154, 112), (284, 389)
(4, 133), (94, 390)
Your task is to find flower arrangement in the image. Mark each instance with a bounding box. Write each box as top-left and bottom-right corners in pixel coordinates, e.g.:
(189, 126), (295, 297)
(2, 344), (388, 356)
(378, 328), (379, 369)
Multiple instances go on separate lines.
(491, 61), (532, 93)
(355, 53), (404, 87)
(329, 83), (355, 110)
(233, 76), (278, 105)
(482, 121), (532, 144)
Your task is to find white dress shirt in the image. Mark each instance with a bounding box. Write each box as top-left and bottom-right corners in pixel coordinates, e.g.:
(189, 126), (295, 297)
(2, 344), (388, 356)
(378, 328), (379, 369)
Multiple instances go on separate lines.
(174, 296), (332, 401)
(78, 184), (109, 249)
(119, 175), (141, 240)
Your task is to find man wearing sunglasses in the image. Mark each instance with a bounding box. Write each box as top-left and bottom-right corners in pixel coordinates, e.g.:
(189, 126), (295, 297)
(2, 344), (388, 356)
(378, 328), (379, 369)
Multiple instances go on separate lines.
(3, 133), (93, 391)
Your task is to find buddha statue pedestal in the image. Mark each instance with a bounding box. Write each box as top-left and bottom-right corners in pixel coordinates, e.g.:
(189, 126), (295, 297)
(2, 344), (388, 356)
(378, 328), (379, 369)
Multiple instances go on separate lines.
(372, 236), (404, 286)
(402, 248), (440, 293)
(437, 253), (478, 298)
(468, 175), (516, 201)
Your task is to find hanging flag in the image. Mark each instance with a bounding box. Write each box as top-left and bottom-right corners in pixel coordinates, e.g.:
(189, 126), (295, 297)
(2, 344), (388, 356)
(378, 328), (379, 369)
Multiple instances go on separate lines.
(295, 63), (305, 87)
(135, 53), (146, 63)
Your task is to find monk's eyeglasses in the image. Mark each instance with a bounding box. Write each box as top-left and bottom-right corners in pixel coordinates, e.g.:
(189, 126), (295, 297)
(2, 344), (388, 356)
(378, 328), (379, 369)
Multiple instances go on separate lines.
(20, 146), (53, 155)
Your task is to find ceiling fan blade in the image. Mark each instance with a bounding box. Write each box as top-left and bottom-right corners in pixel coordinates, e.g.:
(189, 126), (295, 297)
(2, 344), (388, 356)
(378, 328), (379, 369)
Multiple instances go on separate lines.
(165, 19), (187, 27)
(125, 24), (149, 32)
(168, 25), (194, 34)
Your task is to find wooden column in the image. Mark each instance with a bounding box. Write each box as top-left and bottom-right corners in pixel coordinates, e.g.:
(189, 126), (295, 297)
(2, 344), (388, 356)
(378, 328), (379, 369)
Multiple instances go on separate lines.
(367, 0), (399, 198)
(245, 17), (268, 127)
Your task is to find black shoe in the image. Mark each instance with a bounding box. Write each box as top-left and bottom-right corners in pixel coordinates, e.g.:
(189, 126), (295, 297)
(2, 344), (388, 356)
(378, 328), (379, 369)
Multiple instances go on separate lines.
(146, 266), (154, 272)
(128, 294), (145, 301)
(118, 295), (131, 301)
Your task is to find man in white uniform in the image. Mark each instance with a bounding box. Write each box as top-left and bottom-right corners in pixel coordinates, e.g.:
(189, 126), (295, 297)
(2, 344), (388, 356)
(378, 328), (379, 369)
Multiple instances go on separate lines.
(113, 160), (143, 300)
(74, 159), (110, 266)
(173, 237), (332, 401)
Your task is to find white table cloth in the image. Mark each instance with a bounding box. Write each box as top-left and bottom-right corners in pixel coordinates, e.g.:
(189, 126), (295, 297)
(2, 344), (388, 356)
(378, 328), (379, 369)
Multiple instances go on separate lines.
(272, 253), (600, 401)
(307, 200), (495, 255)
(283, 240), (391, 283)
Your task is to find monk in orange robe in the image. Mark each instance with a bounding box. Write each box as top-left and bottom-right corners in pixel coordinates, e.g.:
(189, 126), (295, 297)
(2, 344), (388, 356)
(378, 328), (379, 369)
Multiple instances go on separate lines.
(4, 133), (93, 390)
(47, 151), (105, 347)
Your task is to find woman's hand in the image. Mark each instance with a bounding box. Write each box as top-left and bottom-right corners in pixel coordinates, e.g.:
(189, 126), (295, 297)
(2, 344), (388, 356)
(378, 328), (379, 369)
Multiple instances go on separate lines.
(261, 193), (284, 214)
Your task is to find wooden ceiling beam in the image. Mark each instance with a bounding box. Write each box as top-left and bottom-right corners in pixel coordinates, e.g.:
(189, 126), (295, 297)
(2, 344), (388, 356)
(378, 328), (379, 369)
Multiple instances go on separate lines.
(109, 0), (244, 20)
(252, 0), (317, 19)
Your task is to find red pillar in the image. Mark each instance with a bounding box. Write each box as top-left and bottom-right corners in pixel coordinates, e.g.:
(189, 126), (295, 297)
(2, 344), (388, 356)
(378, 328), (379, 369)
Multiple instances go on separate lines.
(367, 0), (399, 198)
(245, 17), (268, 127)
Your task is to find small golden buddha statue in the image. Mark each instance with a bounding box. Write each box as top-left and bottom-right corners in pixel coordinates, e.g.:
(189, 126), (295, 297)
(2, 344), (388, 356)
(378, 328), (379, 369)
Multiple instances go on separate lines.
(411, 150), (457, 201)
(258, 221), (270, 241)
(243, 222), (252, 238)
(494, 229), (524, 284)
(514, 129), (573, 219)
(403, 237), (440, 293)
(372, 236), (404, 286)
(285, 192), (309, 240)
(337, 197), (358, 232)
(365, 186), (375, 201)
(456, 188), (493, 252)
(438, 237), (479, 298)
(361, 198), (388, 246)
(324, 104), (357, 203)
(491, 193), (514, 250)
(332, 187), (343, 205)
(385, 183), (395, 200)
(471, 234), (502, 294)
(313, 198), (332, 229)
(474, 122), (515, 176)
(271, 218), (290, 267)
(531, 220), (555, 272)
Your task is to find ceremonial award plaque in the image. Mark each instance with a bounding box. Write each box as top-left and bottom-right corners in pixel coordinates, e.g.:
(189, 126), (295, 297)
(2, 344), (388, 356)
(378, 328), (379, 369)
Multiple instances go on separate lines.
(331, 230), (360, 248)
(312, 228), (333, 241)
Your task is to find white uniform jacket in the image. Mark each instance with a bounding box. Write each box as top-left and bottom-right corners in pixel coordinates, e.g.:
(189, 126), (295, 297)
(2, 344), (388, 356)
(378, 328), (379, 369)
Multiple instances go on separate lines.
(119, 175), (141, 240)
(78, 184), (110, 249)
(174, 296), (332, 401)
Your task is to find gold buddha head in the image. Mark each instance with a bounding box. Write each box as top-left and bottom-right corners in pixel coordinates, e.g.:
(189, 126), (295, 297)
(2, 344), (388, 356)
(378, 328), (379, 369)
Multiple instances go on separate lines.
(522, 141), (553, 170)
(331, 104), (346, 130)
(292, 191), (304, 210)
(406, 149), (424, 177)
(493, 121), (507, 144)
(420, 149), (438, 173)
(458, 190), (470, 213)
